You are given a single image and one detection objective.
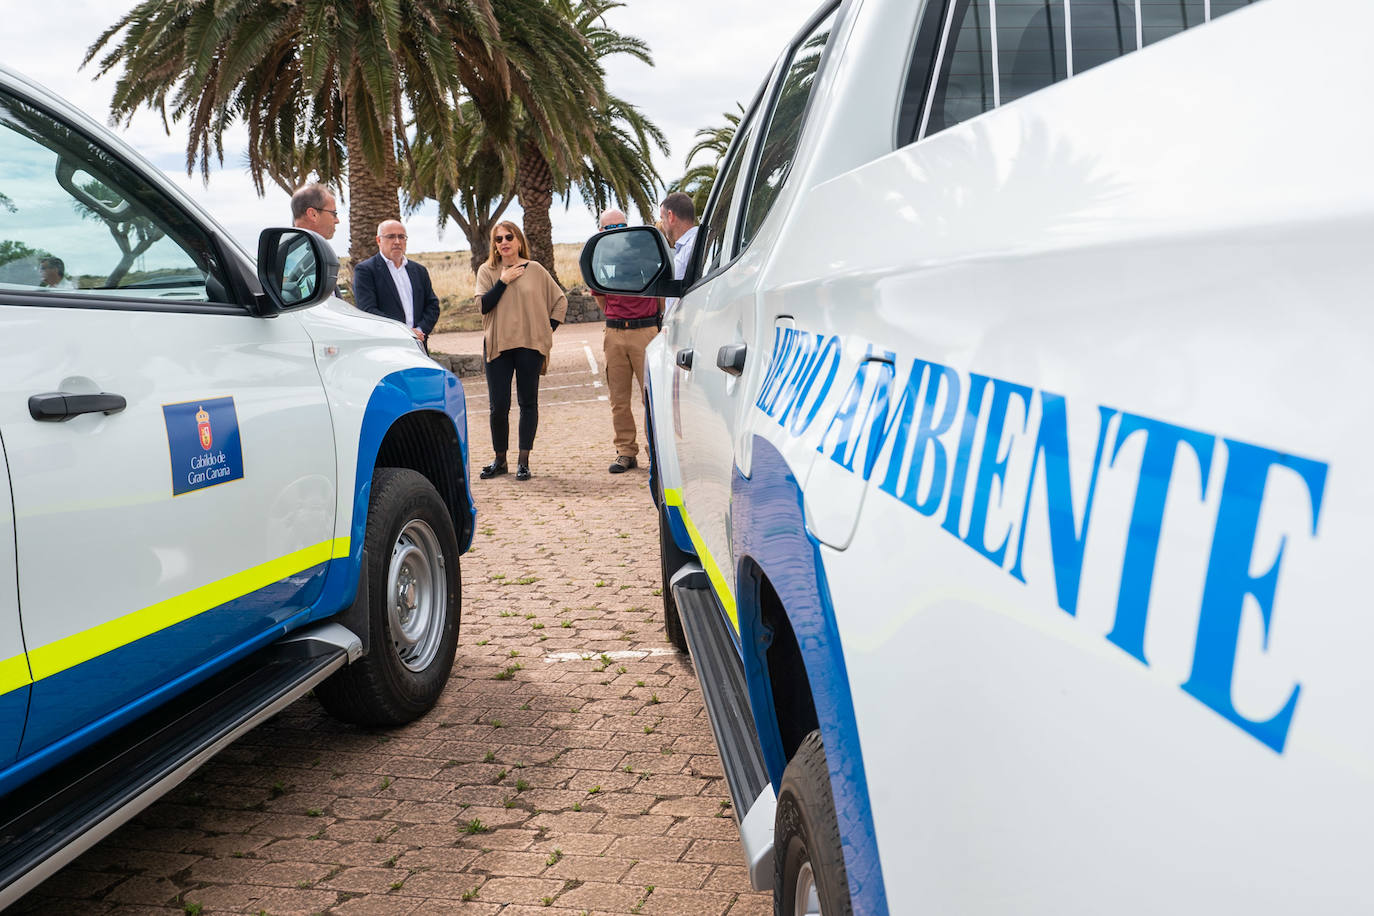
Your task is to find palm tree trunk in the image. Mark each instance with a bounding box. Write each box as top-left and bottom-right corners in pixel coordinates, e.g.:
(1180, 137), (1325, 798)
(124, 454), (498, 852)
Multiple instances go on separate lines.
(515, 139), (559, 286)
(345, 111), (401, 264)
(447, 201), (493, 274)
(467, 221), (493, 274)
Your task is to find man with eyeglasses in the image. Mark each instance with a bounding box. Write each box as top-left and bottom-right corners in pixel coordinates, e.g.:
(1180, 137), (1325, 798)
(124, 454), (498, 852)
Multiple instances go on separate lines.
(353, 219), (440, 349)
(290, 183), (340, 241)
(591, 208), (661, 474)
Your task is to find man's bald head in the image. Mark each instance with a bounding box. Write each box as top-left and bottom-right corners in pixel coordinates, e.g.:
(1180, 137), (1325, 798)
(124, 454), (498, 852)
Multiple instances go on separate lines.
(598, 209), (628, 230)
(376, 219), (408, 266)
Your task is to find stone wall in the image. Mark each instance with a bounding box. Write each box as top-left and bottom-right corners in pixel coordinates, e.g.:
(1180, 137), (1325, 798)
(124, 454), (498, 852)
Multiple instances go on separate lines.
(564, 290), (604, 325)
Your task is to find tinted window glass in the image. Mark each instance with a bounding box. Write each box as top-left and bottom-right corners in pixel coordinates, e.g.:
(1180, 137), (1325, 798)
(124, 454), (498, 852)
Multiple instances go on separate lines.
(999, 0), (1067, 105)
(907, 0), (1260, 143)
(1071, 1), (1135, 75)
(739, 8), (837, 251)
(697, 116), (756, 276)
(929, 0), (995, 134)
(1142, 0), (1205, 45)
(0, 90), (231, 303)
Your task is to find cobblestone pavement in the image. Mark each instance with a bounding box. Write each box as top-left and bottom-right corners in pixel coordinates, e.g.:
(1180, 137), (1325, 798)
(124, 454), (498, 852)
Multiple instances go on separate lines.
(16, 325), (770, 916)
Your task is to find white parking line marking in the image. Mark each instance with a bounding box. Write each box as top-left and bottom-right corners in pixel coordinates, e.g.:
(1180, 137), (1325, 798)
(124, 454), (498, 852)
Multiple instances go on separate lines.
(544, 648), (680, 663)
(583, 344), (603, 388)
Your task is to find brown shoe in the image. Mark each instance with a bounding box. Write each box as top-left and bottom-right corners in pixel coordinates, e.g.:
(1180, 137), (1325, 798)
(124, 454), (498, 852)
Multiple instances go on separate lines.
(609, 455), (637, 474)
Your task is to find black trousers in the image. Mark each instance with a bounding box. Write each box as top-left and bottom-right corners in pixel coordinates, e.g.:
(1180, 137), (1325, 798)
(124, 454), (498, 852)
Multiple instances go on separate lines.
(485, 346), (543, 452)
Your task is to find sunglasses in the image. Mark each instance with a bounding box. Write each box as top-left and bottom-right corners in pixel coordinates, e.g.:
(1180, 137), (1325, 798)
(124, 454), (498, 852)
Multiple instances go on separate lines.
(601, 222), (627, 231)
(494, 232), (516, 243)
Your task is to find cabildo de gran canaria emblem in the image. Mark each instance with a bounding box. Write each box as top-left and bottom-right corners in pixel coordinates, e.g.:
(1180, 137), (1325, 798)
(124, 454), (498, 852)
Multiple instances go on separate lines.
(162, 396), (244, 496)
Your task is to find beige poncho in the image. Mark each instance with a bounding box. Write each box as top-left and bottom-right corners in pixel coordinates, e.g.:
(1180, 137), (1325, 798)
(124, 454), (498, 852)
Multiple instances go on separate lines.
(475, 260), (569, 362)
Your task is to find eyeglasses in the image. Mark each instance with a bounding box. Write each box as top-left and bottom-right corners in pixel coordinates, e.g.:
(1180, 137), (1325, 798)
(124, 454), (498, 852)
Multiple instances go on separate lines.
(494, 233), (515, 243)
(600, 222), (627, 231)
(381, 233), (407, 241)
(314, 207), (338, 217)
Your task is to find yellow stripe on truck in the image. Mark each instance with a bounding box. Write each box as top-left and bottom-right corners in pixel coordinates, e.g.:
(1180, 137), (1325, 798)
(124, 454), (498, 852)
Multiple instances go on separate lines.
(0, 653), (33, 698)
(662, 488), (738, 632)
(24, 537), (350, 683)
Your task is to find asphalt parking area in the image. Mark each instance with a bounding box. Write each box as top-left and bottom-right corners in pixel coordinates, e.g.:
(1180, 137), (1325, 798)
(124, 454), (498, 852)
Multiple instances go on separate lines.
(15, 325), (769, 916)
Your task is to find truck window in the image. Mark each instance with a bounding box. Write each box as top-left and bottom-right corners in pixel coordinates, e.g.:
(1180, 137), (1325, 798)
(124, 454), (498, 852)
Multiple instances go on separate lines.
(0, 89), (232, 305)
(901, 0), (1259, 144)
(738, 6), (839, 252)
(697, 113), (758, 278)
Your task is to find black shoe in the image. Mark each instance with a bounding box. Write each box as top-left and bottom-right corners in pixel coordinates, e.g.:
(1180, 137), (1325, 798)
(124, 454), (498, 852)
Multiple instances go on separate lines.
(515, 463), (531, 481)
(609, 455), (637, 474)
(479, 460), (507, 479)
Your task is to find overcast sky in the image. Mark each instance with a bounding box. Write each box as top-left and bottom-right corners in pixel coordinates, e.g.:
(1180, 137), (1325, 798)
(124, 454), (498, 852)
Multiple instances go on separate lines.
(0, 0), (819, 259)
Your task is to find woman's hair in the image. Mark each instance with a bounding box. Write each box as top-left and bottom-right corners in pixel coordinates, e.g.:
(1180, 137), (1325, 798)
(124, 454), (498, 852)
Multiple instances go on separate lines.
(487, 221), (530, 267)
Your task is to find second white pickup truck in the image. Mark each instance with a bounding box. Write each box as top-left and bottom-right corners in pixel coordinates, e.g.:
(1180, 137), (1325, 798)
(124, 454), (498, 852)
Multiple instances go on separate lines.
(582, 0), (1374, 912)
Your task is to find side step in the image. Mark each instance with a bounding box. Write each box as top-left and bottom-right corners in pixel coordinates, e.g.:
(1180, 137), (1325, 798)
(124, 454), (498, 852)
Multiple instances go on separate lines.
(0, 623), (360, 909)
(670, 564), (775, 889)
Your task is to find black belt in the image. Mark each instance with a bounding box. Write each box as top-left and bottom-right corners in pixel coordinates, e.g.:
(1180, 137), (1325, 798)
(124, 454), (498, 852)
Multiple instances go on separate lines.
(606, 317), (658, 330)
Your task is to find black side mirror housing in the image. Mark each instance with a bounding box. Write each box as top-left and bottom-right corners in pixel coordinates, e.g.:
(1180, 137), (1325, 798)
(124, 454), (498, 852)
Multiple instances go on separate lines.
(579, 226), (684, 299)
(254, 227), (338, 316)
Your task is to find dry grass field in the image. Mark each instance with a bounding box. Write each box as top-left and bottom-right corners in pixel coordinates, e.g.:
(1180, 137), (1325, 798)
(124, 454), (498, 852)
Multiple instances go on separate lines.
(340, 243), (586, 334)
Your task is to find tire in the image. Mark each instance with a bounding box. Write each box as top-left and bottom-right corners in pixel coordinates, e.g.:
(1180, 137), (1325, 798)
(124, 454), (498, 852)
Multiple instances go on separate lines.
(317, 467), (460, 726)
(775, 731), (853, 916)
(658, 500), (690, 655)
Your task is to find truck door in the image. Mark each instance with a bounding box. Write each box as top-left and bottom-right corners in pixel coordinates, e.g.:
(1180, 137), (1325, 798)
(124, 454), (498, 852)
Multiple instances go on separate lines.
(668, 101), (765, 620)
(669, 8), (840, 617)
(0, 86), (337, 759)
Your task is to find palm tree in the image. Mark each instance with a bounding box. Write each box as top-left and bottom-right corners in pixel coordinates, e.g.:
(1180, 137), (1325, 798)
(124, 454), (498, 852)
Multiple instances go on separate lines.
(670, 105), (743, 216)
(511, 0), (665, 284)
(85, 0), (599, 262)
(403, 102), (513, 273)
(404, 0), (663, 285)
(568, 90), (668, 227)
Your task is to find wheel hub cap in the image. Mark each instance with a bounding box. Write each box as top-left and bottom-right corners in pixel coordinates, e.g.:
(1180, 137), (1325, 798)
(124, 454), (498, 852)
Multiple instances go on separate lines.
(386, 519), (447, 672)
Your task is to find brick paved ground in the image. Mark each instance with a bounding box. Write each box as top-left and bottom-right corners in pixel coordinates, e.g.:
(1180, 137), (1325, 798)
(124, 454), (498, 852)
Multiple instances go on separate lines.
(15, 325), (770, 916)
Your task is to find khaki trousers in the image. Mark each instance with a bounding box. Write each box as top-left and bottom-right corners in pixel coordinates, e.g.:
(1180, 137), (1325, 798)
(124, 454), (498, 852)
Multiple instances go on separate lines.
(603, 325), (657, 458)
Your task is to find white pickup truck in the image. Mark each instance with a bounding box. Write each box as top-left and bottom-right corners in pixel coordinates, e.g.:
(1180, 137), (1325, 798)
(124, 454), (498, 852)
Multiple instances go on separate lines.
(581, 0), (1374, 912)
(0, 64), (474, 906)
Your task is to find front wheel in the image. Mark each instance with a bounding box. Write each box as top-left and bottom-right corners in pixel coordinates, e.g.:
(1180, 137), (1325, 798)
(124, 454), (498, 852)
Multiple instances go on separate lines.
(775, 730), (852, 916)
(317, 467), (460, 726)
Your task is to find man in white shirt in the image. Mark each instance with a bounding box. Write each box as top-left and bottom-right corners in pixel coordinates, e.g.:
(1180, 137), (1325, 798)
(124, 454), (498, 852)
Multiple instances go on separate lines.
(659, 192), (698, 314)
(38, 257), (76, 290)
(353, 219), (440, 347)
(290, 183), (340, 240)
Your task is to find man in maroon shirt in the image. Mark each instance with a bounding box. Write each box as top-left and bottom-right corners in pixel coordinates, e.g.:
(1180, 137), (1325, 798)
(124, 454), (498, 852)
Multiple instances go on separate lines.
(592, 208), (662, 473)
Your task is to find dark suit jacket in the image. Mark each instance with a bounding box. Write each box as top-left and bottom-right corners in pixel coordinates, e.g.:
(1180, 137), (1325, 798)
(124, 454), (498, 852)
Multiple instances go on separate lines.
(353, 252), (440, 336)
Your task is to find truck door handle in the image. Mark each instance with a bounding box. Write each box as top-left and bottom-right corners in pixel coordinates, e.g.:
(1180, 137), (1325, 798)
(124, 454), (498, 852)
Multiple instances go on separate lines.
(716, 344), (747, 376)
(29, 392), (128, 421)
(676, 348), (694, 370)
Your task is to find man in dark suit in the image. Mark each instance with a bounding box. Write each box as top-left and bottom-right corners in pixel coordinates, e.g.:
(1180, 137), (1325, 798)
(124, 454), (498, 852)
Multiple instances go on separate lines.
(353, 219), (440, 346)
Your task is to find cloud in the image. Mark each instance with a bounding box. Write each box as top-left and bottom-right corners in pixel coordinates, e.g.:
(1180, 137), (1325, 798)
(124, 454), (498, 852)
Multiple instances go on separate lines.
(0, 0), (818, 255)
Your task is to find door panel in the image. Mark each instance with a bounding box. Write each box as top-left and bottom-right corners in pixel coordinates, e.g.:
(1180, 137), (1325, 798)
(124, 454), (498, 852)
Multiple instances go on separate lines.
(0, 306), (336, 755)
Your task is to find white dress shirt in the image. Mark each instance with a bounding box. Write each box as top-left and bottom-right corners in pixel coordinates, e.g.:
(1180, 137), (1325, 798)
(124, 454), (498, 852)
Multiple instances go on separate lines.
(666, 224), (698, 313)
(384, 256), (415, 328)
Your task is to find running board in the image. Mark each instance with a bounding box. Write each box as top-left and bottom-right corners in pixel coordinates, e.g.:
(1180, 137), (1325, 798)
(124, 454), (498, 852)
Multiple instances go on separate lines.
(670, 564), (775, 889)
(0, 622), (360, 909)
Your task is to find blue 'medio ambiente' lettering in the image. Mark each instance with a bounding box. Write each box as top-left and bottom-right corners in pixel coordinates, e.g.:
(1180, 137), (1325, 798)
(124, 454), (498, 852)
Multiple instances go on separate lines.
(756, 332), (1328, 753)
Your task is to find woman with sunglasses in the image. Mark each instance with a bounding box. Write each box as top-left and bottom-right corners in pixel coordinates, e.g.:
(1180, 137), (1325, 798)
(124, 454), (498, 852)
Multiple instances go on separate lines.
(474, 221), (568, 481)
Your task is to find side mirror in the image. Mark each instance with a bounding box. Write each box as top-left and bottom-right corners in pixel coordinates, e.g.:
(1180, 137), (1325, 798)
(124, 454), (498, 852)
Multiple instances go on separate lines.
(579, 226), (683, 298)
(255, 227), (338, 316)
